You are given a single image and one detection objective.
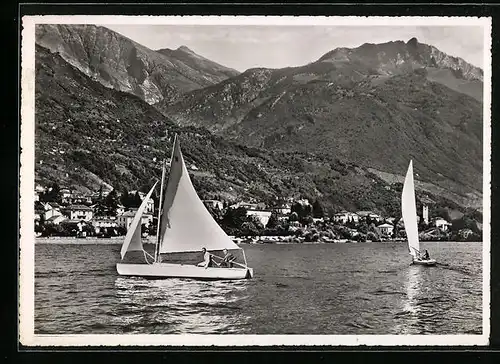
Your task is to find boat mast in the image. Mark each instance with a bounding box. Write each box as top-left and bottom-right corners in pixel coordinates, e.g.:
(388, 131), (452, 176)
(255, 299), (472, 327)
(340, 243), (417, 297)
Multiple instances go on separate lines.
(154, 160), (167, 263)
(154, 134), (178, 263)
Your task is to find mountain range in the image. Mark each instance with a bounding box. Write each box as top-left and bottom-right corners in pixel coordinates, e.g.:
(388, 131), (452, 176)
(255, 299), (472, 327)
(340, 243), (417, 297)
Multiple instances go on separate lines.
(35, 24), (239, 104)
(160, 37), (483, 207)
(33, 24), (484, 213)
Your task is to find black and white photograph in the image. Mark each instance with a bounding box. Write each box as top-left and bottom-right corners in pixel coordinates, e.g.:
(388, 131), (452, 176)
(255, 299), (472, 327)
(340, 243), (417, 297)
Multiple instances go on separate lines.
(19, 15), (491, 346)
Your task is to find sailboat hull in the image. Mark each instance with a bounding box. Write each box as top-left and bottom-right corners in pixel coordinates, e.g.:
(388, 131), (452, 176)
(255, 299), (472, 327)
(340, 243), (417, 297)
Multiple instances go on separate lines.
(411, 259), (437, 266)
(116, 262), (254, 280)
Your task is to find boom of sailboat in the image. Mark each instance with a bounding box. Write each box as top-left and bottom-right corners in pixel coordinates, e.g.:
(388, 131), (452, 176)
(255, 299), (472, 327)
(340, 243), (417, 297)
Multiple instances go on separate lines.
(116, 134), (254, 280)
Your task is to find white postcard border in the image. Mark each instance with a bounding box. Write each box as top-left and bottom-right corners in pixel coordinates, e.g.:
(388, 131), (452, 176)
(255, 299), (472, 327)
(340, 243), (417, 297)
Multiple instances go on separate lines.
(19, 15), (492, 347)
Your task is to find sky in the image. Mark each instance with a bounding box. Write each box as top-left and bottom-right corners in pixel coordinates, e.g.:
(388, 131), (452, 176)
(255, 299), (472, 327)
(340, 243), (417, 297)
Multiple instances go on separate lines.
(104, 24), (485, 72)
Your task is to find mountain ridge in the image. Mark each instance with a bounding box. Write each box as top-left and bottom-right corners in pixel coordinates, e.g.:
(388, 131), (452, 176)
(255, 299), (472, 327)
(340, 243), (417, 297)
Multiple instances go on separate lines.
(317, 38), (482, 82)
(35, 24), (240, 104)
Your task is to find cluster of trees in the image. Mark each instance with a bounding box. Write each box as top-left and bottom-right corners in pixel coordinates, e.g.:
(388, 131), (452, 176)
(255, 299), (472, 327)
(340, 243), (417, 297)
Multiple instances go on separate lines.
(208, 197), (482, 243)
(38, 182), (149, 216)
(38, 182), (62, 203)
(208, 199), (382, 241)
(93, 186), (147, 217)
(37, 220), (128, 238)
(218, 207), (264, 237)
(212, 199), (327, 238)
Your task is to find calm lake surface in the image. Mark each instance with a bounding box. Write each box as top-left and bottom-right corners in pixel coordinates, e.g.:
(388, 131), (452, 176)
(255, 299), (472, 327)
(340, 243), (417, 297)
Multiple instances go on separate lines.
(35, 241), (483, 335)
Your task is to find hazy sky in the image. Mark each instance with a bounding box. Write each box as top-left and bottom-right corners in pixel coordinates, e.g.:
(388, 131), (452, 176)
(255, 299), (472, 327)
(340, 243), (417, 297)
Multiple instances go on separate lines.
(105, 24), (485, 72)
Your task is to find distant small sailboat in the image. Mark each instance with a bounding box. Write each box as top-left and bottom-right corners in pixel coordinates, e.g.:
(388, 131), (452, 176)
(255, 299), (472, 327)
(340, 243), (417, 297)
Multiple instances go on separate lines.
(116, 134), (254, 280)
(401, 160), (436, 266)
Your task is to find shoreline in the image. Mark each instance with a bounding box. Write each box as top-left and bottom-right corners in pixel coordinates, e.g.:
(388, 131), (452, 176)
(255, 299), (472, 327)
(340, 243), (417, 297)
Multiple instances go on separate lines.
(34, 237), (482, 245)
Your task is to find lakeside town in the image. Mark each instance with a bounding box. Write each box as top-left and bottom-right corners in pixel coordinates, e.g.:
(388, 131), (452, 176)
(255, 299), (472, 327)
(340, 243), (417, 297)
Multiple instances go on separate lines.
(34, 182), (482, 244)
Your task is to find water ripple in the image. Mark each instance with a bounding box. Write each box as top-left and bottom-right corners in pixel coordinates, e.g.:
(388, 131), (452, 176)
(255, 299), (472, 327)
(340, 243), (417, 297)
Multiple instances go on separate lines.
(35, 241), (483, 335)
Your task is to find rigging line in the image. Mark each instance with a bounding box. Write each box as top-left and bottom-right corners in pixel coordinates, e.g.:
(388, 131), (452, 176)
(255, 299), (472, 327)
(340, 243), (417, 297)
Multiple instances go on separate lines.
(143, 249), (155, 265)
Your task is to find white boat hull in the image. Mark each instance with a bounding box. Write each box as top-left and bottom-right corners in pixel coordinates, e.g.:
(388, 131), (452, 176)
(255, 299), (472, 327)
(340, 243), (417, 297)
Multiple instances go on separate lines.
(411, 259), (437, 266)
(116, 262), (254, 280)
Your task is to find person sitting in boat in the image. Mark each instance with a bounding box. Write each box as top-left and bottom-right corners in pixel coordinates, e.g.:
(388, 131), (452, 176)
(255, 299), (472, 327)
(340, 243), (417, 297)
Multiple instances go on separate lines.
(197, 247), (213, 269)
(219, 249), (236, 268)
(423, 250), (430, 260)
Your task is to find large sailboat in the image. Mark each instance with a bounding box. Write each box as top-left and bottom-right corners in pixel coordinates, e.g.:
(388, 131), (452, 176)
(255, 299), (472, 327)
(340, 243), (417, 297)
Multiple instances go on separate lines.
(401, 160), (436, 266)
(116, 134), (254, 280)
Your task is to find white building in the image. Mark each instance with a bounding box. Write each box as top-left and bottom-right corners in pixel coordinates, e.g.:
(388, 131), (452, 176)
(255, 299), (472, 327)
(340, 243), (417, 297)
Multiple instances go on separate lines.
(288, 220), (301, 232)
(423, 204), (429, 224)
(43, 202), (63, 220)
(203, 200), (224, 210)
(333, 211), (360, 224)
(46, 215), (66, 225)
(92, 217), (118, 228)
(145, 199), (154, 214)
(296, 198), (310, 206)
(117, 211), (153, 229)
(116, 204), (125, 216)
(60, 188), (72, 202)
(117, 211), (135, 229)
(92, 217), (119, 233)
(246, 209), (272, 227)
(375, 223), (394, 236)
(272, 204), (292, 215)
(434, 217), (452, 232)
(231, 202), (260, 210)
(62, 204), (93, 221)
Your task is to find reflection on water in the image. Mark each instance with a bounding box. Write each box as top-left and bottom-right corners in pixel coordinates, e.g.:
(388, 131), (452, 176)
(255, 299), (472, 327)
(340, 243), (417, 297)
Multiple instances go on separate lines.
(405, 267), (421, 313)
(113, 277), (251, 334)
(399, 266), (422, 334)
(394, 261), (479, 335)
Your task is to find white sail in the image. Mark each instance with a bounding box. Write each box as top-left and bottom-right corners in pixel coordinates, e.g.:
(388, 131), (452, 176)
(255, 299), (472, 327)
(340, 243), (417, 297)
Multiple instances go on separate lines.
(120, 181), (158, 259)
(401, 160), (420, 258)
(158, 135), (240, 254)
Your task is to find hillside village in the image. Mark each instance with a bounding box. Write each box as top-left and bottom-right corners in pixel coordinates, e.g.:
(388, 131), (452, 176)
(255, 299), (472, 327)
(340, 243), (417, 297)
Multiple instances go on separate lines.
(34, 182), (482, 243)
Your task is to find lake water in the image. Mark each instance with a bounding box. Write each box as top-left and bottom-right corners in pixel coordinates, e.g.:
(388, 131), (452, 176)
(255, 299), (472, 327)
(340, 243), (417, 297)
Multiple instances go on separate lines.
(34, 241), (483, 335)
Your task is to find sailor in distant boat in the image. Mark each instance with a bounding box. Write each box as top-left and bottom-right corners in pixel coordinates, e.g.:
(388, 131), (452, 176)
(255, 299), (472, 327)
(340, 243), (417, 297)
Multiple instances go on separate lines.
(197, 247), (214, 268)
(415, 250), (428, 261)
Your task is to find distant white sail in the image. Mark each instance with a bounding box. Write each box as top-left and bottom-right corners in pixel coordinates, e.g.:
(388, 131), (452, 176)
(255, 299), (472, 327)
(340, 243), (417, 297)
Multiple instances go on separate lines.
(401, 160), (420, 258)
(159, 135), (240, 254)
(120, 181), (158, 259)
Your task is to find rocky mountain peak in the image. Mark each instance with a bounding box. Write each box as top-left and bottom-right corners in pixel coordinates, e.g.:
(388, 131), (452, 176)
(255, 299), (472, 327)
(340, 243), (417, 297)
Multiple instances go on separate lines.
(35, 24), (240, 105)
(406, 37), (419, 47)
(177, 45), (195, 53)
(316, 38), (482, 82)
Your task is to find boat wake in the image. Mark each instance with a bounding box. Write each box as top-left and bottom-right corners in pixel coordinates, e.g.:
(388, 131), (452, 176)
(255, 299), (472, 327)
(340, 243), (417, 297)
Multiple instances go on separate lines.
(435, 263), (476, 276)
